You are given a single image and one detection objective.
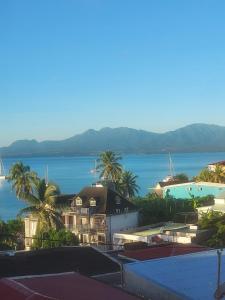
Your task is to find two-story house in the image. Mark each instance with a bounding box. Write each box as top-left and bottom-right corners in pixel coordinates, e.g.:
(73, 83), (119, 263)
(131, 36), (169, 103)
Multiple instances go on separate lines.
(25, 186), (138, 249)
(63, 186), (139, 245)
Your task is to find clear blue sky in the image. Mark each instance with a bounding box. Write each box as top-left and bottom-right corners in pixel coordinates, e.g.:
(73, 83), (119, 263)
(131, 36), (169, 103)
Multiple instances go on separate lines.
(1, 0), (225, 146)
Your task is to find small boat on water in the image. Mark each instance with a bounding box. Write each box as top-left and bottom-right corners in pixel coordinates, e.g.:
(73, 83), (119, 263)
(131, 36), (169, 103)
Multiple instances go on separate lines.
(0, 158), (6, 180)
(162, 153), (175, 183)
(90, 160), (99, 175)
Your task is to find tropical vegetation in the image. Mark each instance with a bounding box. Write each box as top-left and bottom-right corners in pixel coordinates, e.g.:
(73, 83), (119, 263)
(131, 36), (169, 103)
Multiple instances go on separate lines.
(8, 162), (38, 199)
(196, 166), (225, 183)
(133, 193), (214, 226)
(18, 178), (65, 232)
(7, 162), (76, 247)
(198, 211), (225, 248)
(97, 151), (123, 182)
(97, 151), (140, 198)
(0, 218), (24, 250)
(31, 228), (79, 249)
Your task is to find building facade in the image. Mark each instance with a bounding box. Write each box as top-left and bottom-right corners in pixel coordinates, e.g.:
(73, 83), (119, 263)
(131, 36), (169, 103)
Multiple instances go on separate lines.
(25, 186), (138, 249)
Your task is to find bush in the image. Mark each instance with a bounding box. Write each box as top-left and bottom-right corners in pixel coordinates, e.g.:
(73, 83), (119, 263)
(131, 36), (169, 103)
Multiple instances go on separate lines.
(32, 228), (79, 250)
(0, 218), (24, 250)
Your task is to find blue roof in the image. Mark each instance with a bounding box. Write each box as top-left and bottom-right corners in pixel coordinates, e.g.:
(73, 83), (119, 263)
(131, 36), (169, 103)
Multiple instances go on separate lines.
(124, 250), (225, 300)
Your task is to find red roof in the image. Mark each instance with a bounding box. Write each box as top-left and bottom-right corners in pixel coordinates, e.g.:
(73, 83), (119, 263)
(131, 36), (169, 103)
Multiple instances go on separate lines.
(123, 244), (208, 261)
(0, 273), (139, 300)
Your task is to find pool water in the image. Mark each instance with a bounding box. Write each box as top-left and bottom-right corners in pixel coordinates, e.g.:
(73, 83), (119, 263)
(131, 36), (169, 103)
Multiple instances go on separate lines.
(163, 182), (225, 199)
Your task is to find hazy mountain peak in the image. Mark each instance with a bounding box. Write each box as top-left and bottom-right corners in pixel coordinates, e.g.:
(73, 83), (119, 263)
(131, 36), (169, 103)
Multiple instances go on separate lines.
(1, 123), (225, 157)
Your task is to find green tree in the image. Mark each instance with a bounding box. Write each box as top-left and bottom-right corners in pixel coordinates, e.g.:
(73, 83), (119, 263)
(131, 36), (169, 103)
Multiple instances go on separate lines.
(173, 173), (189, 182)
(97, 151), (123, 182)
(0, 218), (24, 250)
(198, 211), (225, 247)
(32, 228), (79, 249)
(18, 179), (64, 232)
(212, 165), (225, 183)
(118, 171), (140, 199)
(195, 168), (213, 182)
(8, 162), (38, 199)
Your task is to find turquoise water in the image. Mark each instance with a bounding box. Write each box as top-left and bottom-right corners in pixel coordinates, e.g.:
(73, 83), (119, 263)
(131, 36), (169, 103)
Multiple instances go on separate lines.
(1, 152), (225, 220)
(163, 183), (225, 199)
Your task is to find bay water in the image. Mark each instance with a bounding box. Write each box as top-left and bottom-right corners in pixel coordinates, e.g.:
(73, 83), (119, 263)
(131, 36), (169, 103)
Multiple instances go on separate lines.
(1, 152), (225, 220)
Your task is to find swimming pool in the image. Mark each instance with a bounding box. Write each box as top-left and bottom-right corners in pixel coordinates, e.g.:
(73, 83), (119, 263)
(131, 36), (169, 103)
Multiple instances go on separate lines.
(163, 182), (225, 199)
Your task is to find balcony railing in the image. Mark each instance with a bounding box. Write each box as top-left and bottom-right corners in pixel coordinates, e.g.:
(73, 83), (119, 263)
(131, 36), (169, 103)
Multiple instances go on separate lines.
(65, 224), (106, 233)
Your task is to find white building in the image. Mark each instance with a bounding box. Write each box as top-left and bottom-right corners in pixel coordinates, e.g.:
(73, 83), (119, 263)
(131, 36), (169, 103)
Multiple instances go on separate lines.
(25, 186), (138, 249)
(113, 223), (207, 248)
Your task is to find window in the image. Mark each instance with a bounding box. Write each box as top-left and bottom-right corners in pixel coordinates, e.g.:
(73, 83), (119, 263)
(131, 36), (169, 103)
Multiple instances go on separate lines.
(115, 196), (121, 205)
(76, 197), (82, 206)
(116, 208), (120, 214)
(98, 235), (105, 243)
(89, 197), (96, 207)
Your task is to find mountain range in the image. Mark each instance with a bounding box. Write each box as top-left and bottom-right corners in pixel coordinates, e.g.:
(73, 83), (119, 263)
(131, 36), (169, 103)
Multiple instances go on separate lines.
(1, 123), (225, 157)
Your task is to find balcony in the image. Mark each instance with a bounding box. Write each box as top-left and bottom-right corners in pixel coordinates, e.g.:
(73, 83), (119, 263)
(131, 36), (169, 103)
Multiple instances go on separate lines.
(66, 224), (107, 233)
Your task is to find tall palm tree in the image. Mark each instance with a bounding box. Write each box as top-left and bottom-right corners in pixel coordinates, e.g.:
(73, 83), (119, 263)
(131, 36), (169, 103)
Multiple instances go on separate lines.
(8, 162), (38, 199)
(119, 171), (140, 199)
(97, 151), (123, 182)
(18, 179), (64, 231)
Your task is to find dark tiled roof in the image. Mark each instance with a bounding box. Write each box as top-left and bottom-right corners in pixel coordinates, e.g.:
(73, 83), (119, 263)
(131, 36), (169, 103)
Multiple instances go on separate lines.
(56, 194), (76, 206)
(0, 247), (120, 278)
(73, 186), (137, 215)
(123, 243), (209, 261)
(157, 180), (188, 188)
(0, 273), (140, 300)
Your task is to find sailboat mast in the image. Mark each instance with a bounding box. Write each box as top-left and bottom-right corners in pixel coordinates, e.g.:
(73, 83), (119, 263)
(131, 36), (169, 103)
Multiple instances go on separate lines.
(45, 165), (49, 186)
(169, 153), (175, 177)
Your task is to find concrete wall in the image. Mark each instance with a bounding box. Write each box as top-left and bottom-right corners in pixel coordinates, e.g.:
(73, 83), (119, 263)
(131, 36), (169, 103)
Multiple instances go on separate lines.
(106, 211), (138, 242)
(124, 268), (184, 300)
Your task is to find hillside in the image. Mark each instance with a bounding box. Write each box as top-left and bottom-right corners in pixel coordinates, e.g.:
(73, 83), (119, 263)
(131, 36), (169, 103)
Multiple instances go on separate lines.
(1, 124), (225, 157)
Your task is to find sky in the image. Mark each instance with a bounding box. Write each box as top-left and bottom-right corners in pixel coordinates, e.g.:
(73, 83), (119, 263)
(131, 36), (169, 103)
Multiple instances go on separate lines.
(1, 0), (225, 146)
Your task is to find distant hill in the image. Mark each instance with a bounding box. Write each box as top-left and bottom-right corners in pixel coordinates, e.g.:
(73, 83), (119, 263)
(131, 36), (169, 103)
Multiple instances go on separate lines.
(1, 124), (225, 157)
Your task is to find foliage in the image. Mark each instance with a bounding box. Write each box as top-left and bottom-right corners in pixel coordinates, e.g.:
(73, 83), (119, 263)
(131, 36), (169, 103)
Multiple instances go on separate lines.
(198, 211), (225, 248)
(31, 228), (79, 249)
(133, 193), (214, 226)
(173, 173), (189, 182)
(196, 166), (225, 184)
(8, 162), (38, 199)
(0, 218), (24, 250)
(18, 178), (65, 232)
(133, 193), (194, 225)
(116, 170), (140, 199)
(97, 151), (123, 182)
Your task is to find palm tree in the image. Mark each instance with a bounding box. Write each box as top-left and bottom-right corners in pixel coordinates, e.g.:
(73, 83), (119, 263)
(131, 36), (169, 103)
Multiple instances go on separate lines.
(97, 151), (123, 182)
(212, 165), (225, 183)
(18, 179), (64, 231)
(118, 171), (140, 199)
(196, 168), (213, 182)
(8, 162), (38, 199)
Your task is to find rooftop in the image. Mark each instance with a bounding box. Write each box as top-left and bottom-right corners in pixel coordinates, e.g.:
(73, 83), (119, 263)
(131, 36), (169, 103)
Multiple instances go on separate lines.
(122, 243), (209, 261)
(124, 249), (225, 300)
(0, 246), (120, 278)
(0, 272), (139, 300)
(116, 223), (188, 237)
(72, 186), (137, 215)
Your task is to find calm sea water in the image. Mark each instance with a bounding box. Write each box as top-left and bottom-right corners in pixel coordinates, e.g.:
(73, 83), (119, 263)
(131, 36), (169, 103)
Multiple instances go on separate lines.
(1, 152), (225, 220)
